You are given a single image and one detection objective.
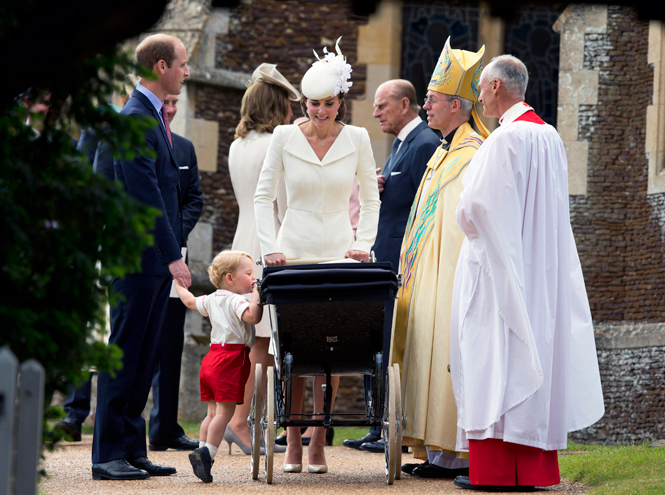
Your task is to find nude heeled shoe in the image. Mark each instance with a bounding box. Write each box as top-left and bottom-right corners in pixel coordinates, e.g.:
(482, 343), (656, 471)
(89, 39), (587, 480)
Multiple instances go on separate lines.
(283, 464), (303, 473)
(224, 425), (263, 455)
(307, 464), (328, 473)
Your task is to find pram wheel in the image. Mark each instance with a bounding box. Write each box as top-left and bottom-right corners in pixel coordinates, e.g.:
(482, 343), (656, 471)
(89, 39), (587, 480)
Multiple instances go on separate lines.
(393, 363), (403, 480)
(265, 366), (275, 484)
(249, 363), (263, 480)
(383, 365), (396, 484)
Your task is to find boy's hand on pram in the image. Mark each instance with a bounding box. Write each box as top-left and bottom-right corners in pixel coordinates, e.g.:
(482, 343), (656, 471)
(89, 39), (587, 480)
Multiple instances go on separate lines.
(264, 252), (287, 266)
(345, 250), (369, 262)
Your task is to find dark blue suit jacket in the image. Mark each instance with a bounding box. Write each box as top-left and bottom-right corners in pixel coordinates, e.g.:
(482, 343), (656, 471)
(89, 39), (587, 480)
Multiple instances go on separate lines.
(114, 90), (183, 276)
(372, 120), (440, 271)
(171, 132), (203, 247)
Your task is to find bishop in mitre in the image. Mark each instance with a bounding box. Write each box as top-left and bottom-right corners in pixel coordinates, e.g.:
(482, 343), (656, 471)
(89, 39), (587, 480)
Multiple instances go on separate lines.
(391, 38), (489, 478)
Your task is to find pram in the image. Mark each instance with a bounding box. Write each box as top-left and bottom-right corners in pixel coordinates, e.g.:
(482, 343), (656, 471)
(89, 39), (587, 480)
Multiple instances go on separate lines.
(248, 259), (403, 484)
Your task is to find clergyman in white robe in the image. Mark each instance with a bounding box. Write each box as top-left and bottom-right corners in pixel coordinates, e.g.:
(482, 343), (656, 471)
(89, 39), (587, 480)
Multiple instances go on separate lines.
(450, 101), (605, 486)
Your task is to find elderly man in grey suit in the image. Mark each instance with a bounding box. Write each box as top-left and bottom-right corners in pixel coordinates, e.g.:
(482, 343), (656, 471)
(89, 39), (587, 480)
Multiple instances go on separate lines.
(342, 79), (440, 453)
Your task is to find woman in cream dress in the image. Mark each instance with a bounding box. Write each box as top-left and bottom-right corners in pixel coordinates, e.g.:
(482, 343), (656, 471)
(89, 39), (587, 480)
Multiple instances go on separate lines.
(224, 64), (298, 453)
(254, 38), (380, 473)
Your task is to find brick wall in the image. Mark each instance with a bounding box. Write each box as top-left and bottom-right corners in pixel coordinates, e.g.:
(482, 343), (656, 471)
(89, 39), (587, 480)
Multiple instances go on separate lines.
(570, 6), (665, 322)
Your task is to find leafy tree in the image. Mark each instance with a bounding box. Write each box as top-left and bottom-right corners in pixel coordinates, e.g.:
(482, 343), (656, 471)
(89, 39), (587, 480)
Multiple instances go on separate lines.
(0, 47), (162, 447)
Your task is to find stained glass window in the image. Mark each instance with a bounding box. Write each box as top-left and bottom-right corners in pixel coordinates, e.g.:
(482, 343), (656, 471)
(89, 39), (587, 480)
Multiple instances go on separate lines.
(503, 4), (565, 127)
(401, 1), (480, 121)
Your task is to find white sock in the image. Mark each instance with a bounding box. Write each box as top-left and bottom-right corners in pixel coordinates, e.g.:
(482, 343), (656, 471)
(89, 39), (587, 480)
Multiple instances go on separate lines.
(205, 443), (218, 459)
(199, 441), (205, 448)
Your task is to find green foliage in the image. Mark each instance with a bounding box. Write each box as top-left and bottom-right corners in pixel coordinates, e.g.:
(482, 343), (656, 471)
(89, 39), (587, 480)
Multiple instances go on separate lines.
(560, 442), (665, 494)
(0, 46), (162, 448)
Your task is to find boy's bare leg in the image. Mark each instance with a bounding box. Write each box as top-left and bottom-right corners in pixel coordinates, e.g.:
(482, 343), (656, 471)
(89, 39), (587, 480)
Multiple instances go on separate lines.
(199, 401), (216, 444)
(206, 402), (237, 448)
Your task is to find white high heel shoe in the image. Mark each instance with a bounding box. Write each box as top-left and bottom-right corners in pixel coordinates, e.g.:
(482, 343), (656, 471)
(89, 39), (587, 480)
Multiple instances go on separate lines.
(283, 464), (303, 473)
(307, 464), (328, 473)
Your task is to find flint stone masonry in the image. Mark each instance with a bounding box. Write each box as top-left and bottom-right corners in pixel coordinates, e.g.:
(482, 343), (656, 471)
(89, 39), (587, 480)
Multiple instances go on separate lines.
(572, 323), (665, 445)
(570, 6), (665, 323)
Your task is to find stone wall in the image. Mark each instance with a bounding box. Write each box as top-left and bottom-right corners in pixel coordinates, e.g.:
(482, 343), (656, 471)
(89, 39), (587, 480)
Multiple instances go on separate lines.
(569, 6), (665, 322)
(571, 323), (665, 444)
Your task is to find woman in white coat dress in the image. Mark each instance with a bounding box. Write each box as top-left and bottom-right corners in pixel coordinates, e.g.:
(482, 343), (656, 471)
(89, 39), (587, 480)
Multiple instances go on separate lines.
(224, 64), (299, 454)
(254, 38), (380, 473)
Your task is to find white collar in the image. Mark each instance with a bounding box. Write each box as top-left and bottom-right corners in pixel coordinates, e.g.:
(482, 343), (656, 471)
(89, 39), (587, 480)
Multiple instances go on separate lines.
(499, 101), (534, 126)
(396, 115), (423, 142)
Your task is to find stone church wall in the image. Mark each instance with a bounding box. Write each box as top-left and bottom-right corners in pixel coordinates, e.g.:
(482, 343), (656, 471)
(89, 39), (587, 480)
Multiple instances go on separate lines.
(569, 6), (665, 322)
(565, 5), (665, 444)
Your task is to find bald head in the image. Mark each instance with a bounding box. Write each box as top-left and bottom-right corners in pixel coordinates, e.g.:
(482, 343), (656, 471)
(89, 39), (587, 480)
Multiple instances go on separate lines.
(373, 79), (420, 136)
(136, 33), (184, 71)
(378, 79), (420, 114)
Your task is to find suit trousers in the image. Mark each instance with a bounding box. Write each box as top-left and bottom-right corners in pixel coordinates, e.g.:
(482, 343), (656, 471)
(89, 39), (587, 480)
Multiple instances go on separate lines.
(63, 375), (93, 425)
(148, 297), (187, 442)
(92, 274), (172, 463)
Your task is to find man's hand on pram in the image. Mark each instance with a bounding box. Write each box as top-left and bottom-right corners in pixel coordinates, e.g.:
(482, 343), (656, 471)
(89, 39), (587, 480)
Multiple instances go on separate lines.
(345, 249), (369, 262)
(264, 252), (287, 266)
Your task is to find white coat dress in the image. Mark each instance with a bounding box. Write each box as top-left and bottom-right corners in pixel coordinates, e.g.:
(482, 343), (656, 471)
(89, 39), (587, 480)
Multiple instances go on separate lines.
(229, 130), (286, 338)
(254, 123), (380, 260)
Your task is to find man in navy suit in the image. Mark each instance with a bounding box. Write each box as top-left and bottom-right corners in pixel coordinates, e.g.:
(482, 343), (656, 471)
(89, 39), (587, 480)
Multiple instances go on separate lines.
(92, 33), (191, 481)
(148, 94), (203, 452)
(342, 79), (439, 453)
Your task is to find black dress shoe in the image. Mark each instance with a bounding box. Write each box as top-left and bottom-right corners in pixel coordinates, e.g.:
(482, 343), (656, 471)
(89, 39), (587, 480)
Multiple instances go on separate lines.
(412, 463), (469, 478)
(401, 460), (429, 475)
(92, 459), (149, 480)
(189, 447), (214, 483)
(275, 434), (287, 446)
(453, 475), (535, 491)
(360, 438), (385, 453)
(342, 431), (382, 450)
(149, 435), (199, 451)
(55, 419), (82, 442)
(128, 457), (176, 476)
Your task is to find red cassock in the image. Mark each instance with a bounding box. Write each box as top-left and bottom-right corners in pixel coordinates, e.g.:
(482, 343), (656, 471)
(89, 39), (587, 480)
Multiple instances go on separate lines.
(469, 439), (559, 486)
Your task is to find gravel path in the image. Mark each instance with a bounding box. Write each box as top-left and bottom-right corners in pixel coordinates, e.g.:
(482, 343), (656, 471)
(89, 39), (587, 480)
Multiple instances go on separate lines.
(39, 435), (588, 494)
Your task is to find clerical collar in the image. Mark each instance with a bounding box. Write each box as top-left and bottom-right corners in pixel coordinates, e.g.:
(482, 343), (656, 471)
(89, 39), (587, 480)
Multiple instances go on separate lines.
(441, 127), (458, 151)
(499, 102), (534, 126)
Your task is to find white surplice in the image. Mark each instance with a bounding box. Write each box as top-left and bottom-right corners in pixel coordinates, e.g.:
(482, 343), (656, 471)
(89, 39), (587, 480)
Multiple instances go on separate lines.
(450, 102), (605, 452)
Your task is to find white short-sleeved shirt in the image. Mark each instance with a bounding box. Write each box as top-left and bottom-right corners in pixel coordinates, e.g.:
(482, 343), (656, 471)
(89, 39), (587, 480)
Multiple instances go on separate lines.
(195, 290), (255, 347)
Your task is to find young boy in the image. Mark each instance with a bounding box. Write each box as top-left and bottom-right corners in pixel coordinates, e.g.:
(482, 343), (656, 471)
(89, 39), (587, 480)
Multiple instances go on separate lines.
(175, 250), (262, 483)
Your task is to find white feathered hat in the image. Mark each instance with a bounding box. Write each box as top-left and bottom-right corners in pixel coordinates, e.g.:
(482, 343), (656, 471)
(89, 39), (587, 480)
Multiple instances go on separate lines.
(301, 37), (353, 100)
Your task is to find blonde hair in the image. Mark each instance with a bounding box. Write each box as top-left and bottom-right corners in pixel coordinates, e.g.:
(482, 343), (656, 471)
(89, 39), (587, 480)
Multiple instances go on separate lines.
(208, 250), (254, 288)
(235, 81), (290, 139)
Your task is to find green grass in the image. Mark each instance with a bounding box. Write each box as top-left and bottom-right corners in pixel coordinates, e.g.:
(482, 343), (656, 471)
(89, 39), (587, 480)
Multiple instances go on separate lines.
(560, 442), (665, 494)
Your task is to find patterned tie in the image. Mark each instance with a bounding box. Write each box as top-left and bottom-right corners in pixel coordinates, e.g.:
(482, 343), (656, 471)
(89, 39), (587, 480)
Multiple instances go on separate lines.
(383, 137), (402, 177)
(160, 103), (173, 147)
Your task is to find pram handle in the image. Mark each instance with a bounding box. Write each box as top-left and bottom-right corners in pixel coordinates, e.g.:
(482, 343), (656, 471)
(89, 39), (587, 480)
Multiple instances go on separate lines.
(258, 251), (377, 267)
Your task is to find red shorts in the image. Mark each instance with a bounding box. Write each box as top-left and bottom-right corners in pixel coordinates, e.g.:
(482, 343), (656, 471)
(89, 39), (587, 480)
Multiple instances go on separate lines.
(200, 344), (251, 403)
(469, 439), (560, 486)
